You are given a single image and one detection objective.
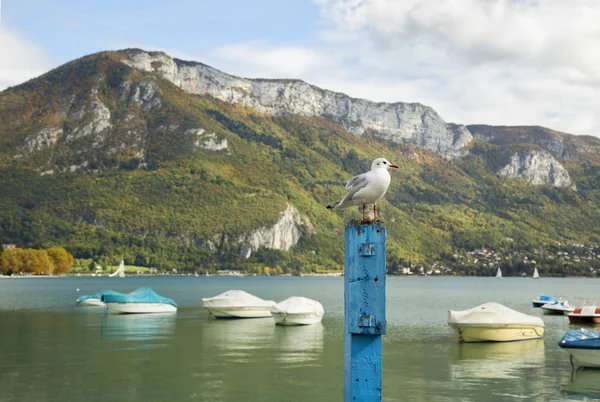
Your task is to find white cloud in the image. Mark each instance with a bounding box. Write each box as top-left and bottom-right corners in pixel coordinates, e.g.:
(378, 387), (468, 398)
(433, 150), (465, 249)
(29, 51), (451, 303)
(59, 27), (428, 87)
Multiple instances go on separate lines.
(0, 28), (54, 90)
(310, 0), (600, 135)
(213, 42), (341, 79)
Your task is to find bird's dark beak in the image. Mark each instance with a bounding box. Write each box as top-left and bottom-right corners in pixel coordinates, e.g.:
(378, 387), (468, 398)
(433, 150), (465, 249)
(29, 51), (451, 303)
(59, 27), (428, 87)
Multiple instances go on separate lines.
(389, 164), (399, 169)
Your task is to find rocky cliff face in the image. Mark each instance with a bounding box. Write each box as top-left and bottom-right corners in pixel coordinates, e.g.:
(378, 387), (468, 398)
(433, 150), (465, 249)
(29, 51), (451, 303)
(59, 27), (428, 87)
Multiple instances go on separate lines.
(122, 50), (472, 158)
(238, 204), (311, 258)
(497, 150), (572, 187)
(468, 125), (600, 164)
(16, 75), (228, 174)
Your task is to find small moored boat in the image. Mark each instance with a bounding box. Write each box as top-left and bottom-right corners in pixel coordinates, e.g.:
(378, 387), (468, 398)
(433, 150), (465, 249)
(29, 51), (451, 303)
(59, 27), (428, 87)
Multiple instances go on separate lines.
(541, 300), (575, 315)
(271, 297), (324, 326)
(102, 288), (178, 314)
(558, 330), (600, 367)
(202, 290), (275, 318)
(532, 294), (555, 308)
(448, 302), (545, 342)
(567, 306), (600, 324)
(76, 289), (120, 307)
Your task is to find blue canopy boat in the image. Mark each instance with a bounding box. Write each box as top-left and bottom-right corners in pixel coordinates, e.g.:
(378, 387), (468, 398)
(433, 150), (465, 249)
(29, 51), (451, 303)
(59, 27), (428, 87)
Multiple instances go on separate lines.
(76, 289), (120, 307)
(101, 287), (178, 314)
(541, 300), (575, 315)
(531, 294), (554, 308)
(559, 331), (600, 367)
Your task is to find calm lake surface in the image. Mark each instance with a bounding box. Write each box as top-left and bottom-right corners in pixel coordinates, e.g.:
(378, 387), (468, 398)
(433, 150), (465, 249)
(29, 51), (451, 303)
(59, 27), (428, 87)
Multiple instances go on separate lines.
(1, 276), (600, 401)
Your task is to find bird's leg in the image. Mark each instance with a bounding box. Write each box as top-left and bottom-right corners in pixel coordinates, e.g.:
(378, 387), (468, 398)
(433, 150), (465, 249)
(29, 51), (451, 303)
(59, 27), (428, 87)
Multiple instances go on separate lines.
(374, 203), (377, 221)
(362, 202), (367, 222)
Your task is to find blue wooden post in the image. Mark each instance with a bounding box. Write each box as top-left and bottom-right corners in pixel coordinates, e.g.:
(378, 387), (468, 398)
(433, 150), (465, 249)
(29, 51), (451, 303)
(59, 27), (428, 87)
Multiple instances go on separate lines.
(344, 221), (387, 402)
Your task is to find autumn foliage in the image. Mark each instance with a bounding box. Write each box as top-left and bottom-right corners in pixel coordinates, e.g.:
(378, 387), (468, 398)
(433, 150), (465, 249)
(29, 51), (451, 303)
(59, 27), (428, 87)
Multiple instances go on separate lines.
(0, 247), (73, 275)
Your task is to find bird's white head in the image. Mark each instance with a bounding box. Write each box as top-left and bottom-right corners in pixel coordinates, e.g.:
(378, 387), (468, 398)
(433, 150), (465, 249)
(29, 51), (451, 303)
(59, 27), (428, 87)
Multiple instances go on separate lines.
(371, 158), (399, 170)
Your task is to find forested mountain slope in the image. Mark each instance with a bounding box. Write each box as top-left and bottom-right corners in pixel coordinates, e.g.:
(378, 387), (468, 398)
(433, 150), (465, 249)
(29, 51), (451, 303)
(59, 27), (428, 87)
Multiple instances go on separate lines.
(1, 50), (599, 274)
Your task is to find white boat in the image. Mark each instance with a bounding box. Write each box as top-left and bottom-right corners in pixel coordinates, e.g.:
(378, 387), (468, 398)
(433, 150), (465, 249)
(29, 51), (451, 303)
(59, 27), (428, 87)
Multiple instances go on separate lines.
(102, 288), (178, 314)
(202, 290), (275, 318)
(448, 302), (545, 342)
(533, 268), (539, 279)
(532, 294), (555, 308)
(109, 260), (126, 278)
(568, 306), (600, 324)
(541, 300), (575, 315)
(270, 296), (324, 326)
(77, 297), (105, 307)
(495, 268), (502, 279)
(76, 289), (119, 307)
(559, 330), (600, 367)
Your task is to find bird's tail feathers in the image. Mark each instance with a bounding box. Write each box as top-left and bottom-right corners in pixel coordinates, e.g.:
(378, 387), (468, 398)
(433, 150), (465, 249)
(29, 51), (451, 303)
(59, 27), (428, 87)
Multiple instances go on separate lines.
(326, 202), (339, 209)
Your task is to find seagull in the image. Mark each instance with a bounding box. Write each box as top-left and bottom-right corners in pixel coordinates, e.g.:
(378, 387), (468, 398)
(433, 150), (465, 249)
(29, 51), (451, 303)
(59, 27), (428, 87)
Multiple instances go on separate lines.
(327, 157), (398, 221)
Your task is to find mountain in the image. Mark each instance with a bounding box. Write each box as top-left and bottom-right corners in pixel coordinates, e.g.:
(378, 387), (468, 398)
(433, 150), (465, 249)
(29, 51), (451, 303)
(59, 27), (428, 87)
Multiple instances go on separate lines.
(468, 124), (600, 164)
(1, 49), (599, 274)
(123, 50), (473, 158)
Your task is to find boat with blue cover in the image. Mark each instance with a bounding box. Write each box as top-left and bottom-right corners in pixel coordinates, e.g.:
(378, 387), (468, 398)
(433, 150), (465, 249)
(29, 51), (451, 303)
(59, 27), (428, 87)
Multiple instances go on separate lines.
(76, 290), (120, 307)
(102, 287), (178, 314)
(541, 300), (575, 315)
(532, 294), (555, 308)
(559, 330), (600, 367)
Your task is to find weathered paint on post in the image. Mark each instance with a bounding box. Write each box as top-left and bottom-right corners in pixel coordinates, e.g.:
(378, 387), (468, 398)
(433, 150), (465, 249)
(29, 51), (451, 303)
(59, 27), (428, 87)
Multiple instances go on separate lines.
(344, 220), (387, 402)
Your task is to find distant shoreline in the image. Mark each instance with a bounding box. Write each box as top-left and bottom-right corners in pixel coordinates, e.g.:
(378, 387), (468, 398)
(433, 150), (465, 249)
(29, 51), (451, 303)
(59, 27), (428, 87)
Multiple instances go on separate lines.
(1, 274), (598, 279)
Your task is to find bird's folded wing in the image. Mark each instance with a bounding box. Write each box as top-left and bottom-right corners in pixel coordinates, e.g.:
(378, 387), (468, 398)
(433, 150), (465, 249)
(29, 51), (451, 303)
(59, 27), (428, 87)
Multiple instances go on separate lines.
(345, 173), (368, 189)
(340, 176), (370, 205)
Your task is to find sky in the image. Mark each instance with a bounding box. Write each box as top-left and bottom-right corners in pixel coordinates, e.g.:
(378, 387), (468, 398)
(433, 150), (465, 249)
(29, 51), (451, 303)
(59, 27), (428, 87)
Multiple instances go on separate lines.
(1, 0), (600, 136)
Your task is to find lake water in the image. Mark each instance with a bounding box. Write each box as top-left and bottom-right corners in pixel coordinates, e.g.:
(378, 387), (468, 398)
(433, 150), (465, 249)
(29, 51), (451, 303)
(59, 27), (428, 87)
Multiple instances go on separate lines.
(1, 276), (599, 401)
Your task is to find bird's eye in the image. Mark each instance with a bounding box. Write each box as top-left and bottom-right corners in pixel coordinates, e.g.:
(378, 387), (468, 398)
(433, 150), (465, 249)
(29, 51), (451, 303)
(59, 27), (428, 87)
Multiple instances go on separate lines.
(383, 161), (387, 164)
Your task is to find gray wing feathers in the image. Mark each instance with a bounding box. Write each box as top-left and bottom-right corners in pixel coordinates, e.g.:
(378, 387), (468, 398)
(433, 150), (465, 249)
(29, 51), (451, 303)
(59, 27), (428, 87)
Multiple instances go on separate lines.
(339, 177), (370, 207)
(345, 173), (367, 189)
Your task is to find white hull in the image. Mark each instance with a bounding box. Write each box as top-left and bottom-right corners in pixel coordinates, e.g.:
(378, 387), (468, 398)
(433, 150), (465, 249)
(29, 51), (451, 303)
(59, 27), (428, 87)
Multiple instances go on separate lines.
(204, 306), (273, 318)
(202, 290), (276, 318)
(564, 348), (600, 367)
(272, 312), (323, 326)
(105, 302), (177, 314)
(77, 298), (105, 307)
(568, 306), (600, 323)
(542, 305), (574, 315)
(450, 324), (545, 342)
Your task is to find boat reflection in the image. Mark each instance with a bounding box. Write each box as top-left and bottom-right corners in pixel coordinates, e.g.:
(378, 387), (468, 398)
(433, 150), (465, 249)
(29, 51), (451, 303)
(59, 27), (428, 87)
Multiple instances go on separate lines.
(100, 313), (176, 345)
(563, 369), (600, 396)
(273, 323), (324, 365)
(450, 339), (545, 380)
(202, 318), (275, 363)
